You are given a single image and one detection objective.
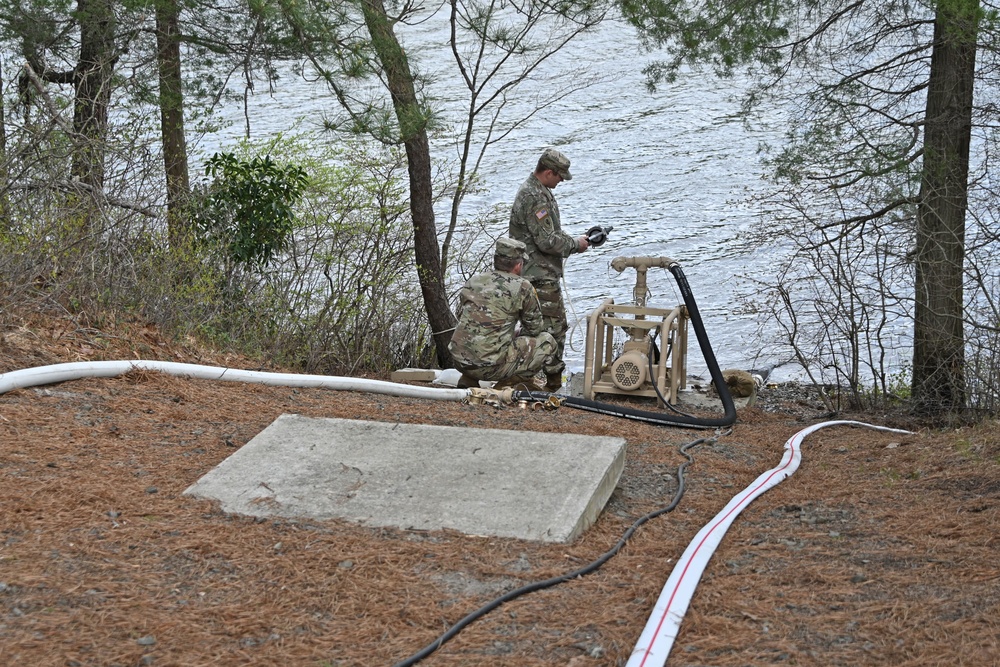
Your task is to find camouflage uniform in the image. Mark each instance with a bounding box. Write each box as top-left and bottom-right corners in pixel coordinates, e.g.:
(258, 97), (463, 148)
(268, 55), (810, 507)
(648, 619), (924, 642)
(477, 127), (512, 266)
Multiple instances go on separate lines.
(448, 268), (556, 384)
(508, 151), (581, 381)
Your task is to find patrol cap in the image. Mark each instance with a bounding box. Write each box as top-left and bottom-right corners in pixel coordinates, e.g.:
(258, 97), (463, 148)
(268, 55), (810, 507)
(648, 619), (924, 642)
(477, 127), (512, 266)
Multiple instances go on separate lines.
(495, 237), (526, 260)
(538, 148), (573, 181)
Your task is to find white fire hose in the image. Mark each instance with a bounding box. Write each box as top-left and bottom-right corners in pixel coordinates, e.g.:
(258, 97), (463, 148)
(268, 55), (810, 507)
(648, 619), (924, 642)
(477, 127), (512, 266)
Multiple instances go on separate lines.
(0, 360), (470, 401)
(627, 420), (913, 667)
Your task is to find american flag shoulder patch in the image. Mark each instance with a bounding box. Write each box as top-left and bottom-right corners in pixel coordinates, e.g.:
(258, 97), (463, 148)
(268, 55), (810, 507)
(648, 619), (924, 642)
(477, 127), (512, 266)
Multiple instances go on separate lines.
(535, 209), (548, 220)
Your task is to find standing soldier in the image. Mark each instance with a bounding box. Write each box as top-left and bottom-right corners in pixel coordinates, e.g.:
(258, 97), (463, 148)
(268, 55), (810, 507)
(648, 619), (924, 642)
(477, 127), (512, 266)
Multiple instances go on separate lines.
(509, 148), (590, 392)
(448, 237), (557, 390)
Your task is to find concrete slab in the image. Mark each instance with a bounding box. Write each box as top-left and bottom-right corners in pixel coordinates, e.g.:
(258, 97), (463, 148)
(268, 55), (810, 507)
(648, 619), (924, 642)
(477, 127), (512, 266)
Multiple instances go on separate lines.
(183, 415), (626, 543)
(390, 368), (437, 383)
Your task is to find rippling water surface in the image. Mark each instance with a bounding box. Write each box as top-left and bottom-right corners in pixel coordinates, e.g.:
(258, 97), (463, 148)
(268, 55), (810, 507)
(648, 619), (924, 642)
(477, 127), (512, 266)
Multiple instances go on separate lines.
(208, 17), (789, 378)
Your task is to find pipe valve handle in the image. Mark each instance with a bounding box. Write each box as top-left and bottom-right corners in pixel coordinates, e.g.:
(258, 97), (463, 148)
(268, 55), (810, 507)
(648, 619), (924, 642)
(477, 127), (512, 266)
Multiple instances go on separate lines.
(586, 224), (613, 247)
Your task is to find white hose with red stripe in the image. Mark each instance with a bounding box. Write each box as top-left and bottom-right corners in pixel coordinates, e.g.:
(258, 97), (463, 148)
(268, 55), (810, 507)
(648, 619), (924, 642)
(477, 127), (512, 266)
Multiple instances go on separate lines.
(626, 419), (912, 667)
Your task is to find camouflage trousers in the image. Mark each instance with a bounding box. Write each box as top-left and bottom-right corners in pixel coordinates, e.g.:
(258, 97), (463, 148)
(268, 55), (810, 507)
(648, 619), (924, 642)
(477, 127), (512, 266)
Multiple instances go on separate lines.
(530, 279), (567, 377)
(457, 332), (557, 383)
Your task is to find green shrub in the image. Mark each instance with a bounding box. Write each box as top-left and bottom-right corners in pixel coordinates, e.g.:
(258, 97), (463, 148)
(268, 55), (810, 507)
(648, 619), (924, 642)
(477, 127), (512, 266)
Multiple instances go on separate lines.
(191, 152), (309, 268)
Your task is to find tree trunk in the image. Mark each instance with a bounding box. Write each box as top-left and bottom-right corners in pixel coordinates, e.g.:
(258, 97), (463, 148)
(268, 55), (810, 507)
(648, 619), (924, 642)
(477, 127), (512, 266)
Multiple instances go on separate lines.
(0, 57), (8, 232)
(912, 0), (978, 414)
(155, 0), (191, 249)
(72, 0), (116, 198)
(359, 0), (456, 368)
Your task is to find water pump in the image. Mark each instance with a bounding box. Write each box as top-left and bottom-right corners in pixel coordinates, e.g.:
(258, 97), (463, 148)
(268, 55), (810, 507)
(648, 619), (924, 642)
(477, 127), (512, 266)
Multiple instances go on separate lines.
(582, 255), (689, 406)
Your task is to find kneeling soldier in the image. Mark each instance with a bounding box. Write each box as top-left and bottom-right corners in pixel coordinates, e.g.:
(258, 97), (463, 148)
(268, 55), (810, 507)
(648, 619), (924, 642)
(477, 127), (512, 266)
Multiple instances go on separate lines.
(448, 237), (557, 390)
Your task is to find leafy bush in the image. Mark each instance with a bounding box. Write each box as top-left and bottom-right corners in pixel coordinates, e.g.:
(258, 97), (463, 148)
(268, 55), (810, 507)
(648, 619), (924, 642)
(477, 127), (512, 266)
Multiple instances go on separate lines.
(191, 152), (309, 267)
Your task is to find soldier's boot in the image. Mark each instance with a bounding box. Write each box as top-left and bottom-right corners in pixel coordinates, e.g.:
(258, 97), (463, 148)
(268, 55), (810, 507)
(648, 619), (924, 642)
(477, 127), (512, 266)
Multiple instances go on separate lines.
(544, 372), (563, 393)
(457, 373), (479, 389)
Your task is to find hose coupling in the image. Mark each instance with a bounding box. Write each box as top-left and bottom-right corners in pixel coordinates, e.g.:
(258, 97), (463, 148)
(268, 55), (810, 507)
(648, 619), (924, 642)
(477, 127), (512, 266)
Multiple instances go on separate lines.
(466, 386), (516, 407)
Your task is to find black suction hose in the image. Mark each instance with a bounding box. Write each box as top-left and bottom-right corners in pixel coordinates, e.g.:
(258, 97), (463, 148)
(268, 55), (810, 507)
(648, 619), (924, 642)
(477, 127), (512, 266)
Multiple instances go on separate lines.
(517, 262), (737, 429)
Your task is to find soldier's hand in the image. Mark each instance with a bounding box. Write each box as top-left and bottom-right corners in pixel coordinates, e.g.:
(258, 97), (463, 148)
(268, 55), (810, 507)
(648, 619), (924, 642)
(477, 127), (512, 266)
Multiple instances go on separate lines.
(577, 235), (590, 252)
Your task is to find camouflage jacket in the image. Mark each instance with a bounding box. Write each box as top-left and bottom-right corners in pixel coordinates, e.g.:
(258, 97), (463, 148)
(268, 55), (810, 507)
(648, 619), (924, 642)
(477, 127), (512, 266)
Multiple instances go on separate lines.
(448, 270), (544, 368)
(508, 173), (579, 282)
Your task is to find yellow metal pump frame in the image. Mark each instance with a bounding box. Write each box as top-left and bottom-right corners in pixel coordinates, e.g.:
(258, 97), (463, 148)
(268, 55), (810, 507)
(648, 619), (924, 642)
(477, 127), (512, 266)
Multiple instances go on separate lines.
(582, 256), (689, 406)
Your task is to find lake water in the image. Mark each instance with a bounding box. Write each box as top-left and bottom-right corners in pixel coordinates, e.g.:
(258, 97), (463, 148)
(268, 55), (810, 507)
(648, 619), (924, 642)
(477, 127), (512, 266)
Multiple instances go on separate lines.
(204, 15), (794, 380)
